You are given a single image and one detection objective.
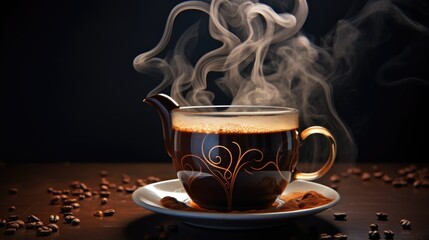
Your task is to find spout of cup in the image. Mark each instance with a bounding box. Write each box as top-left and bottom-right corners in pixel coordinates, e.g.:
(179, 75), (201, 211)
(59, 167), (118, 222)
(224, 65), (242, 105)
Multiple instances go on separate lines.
(143, 94), (179, 157)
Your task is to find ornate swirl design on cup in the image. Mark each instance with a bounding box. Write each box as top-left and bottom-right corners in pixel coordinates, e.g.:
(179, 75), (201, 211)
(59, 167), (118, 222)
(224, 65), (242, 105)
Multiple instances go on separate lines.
(180, 136), (292, 210)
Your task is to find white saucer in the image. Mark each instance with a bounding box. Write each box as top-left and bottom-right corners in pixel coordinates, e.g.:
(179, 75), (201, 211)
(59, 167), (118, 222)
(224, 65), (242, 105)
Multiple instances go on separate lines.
(132, 179), (340, 230)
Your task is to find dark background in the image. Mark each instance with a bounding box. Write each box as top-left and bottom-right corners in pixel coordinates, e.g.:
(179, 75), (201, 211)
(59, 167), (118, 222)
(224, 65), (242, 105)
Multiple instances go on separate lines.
(1, 0), (428, 163)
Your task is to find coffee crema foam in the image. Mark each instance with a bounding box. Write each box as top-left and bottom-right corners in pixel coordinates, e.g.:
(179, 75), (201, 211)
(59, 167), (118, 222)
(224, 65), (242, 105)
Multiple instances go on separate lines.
(172, 113), (299, 134)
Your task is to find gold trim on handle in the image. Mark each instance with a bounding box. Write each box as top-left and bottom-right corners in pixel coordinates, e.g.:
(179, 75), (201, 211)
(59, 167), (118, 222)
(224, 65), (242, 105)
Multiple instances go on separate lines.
(294, 126), (337, 181)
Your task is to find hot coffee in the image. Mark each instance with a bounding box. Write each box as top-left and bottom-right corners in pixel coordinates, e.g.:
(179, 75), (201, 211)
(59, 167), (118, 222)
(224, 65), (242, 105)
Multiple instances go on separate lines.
(171, 107), (299, 211)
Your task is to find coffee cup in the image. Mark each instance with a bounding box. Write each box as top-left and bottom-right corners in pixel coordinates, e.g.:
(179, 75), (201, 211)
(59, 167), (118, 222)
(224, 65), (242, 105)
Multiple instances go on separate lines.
(144, 94), (336, 211)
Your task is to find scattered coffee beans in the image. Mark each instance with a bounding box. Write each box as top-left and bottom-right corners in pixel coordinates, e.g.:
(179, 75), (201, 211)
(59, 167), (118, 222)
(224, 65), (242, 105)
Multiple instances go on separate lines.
(383, 230), (394, 239)
(50, 195), (61, 205)
(100, 191), (111, 198)
(49, 214), (60, 223)
(27, 214), (41, 222)
(382, 175), (392, 183)
(103, 209), (115, 216)
(361, 172), (371, 181)
(368, 230), (380, 240)
(400, 219), (411, 229)
(319, 233), (332, 239)
(9, 187), (18, 194)
(93, 210), (104, 217)
(71, 218), (80, 226)
(61, 205), (73, 213)
(376, 212), (388, 220)
(333, 212), (347, 220)
(47, 223), (59, 232)
(369, 223), (378, 231)
(37, 226), (53, 236)
(9, 220), (24, 228)
(330, 174), (341, 183)
(64, 215), (76, 223)
(6, 222), (20, 229)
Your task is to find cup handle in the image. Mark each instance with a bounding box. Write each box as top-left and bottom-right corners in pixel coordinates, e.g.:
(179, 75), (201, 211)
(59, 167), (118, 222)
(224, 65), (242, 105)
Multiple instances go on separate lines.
(294, 126), (337, 181)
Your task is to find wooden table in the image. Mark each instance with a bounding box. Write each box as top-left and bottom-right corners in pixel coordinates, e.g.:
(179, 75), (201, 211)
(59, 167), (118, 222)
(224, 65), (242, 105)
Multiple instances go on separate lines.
(1, 162), (428, 240)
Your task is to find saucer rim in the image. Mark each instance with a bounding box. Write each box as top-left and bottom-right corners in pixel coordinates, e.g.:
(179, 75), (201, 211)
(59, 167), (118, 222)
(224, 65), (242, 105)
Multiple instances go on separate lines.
(132, 178), (340, 222)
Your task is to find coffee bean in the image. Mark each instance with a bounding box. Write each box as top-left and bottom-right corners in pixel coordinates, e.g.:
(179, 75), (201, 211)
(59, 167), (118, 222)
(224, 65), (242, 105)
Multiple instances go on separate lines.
(125, 185), (137, 193)
(333, 212), (347, 220)
(330, 174), (341, 183)
(84, 191), (92, 198)
(63, 198), (78, 205)
(33, 221), (44, 228)
(52, 190), (62, 195)
(376, 212), (388, 220)
(368, 230), (380, 240)
(100, 178), (110, 186)
(333, 233), (348, 240)
(70, 181), (81, 189)
(61, 205), (73, 213)
(27, 214), (40, 222)
(100, 170), (108, 176)
(117, 186), (124, 192)
(101, 197), (108, 205)
(382, 175), (392, 183)
(361, 172), (371, 180)
(4, 227), (16, 235)
(25, 222), (38, 229)
(71, 203), (80, 209)
(102, 209), (115, 216)
(400, 219), (411, 229)
(9, 188), (18, 194)
(319, 233), (332, 239)
(47, 223), (59, 232)
(136, 179), (146, 187)
(49, 215), (60, 223)
(50, 195), (61, 205)
(93, 210), (103, 217)
(71, 218), (80, 226)
(122, 174), (131, 183)
(146, 176), (162, 183)
(9, 220), (24, 228)
(0, 219), (6, 227)
(37, 226), (53, 236)
(100, 184), (109, 191)
(60, 194), (69, 200)
(392, 179), (407, 187)
(71, 189), (84, 196)
(329, 184), (338, 190)
(100, 191), (111, 198)
(64, 215), (76, 223)
(63, 211), (74, 216)
(80, 182), (89, 191)
(383, 230), (394, 239)
(373, 171), (383, 178)
(6, 223), (20, 229)
(369, 223), (378, 231)
(8, 215), (19, 221)
(8, 206), (16, 212)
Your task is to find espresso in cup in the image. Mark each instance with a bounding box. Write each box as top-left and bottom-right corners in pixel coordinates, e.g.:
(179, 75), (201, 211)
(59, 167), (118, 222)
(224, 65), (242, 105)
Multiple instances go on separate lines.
(170, 106), (336, 211)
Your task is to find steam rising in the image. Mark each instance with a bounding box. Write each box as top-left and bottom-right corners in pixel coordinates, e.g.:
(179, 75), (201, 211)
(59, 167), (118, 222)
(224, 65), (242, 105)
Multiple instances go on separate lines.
(134, 0), (428, 163)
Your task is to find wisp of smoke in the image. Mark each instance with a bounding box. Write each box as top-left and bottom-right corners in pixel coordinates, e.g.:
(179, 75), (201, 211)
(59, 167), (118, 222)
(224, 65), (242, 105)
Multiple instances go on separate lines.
(133, 0), (428, 164)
